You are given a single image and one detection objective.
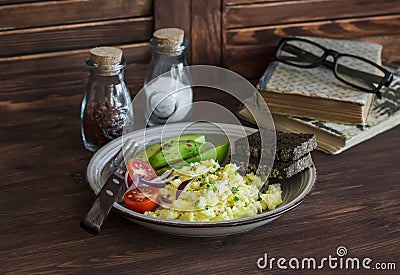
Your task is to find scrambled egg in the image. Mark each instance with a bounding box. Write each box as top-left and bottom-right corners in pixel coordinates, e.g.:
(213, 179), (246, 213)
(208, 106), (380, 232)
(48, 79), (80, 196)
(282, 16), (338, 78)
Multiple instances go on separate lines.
(145, 159), (282, 222)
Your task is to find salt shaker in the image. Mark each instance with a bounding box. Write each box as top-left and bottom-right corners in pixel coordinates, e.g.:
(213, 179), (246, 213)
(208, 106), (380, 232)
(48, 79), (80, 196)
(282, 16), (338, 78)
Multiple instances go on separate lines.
(144, 28), (193, 126)
(80, 47), (133, 152)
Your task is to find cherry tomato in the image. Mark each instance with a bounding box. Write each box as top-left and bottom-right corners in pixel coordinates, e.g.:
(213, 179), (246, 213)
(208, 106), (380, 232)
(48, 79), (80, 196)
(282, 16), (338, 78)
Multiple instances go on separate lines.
(123, 186), (160, 213)
(126, 159), (157, 181)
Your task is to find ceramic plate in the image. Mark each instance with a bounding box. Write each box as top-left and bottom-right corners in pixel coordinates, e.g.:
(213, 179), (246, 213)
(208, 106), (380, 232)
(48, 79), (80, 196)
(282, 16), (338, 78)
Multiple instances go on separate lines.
(87, 122), (317, 237)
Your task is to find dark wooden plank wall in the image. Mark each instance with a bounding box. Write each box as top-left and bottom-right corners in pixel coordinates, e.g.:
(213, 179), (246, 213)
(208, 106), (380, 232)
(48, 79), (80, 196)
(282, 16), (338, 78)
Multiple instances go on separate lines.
(0, 0), (153, 99)
(222, 0), (400, 79)
(2, 0), (400, 99)
(154, 0), (222, 65)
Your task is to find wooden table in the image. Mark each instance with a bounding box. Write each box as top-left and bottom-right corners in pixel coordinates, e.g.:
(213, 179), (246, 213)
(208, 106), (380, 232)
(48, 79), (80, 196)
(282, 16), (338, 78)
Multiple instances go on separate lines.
(1, 80), (399, 274)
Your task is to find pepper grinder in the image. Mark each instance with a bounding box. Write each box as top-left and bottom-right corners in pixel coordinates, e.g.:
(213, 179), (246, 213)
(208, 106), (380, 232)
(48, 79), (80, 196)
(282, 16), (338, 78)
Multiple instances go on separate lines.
(80, 47), (133, 152)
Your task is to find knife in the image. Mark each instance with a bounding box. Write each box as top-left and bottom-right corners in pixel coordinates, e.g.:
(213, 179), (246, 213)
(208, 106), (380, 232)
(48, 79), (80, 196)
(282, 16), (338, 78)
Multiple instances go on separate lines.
(80, 139), (138, 235)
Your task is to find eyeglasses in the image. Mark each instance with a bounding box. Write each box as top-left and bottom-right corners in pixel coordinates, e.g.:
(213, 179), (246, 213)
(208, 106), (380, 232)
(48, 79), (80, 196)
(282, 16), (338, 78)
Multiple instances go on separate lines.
(274, 37), (393, 99)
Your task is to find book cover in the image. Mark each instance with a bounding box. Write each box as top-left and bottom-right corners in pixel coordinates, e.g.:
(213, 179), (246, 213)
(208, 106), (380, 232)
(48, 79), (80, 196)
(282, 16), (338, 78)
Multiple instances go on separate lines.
(257, 36), (383, 124)
(239, 65), (400, 154)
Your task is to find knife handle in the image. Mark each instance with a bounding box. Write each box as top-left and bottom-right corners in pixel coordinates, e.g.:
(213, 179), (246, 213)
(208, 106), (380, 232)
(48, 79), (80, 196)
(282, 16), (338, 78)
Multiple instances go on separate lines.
(80, 174), (125, 235)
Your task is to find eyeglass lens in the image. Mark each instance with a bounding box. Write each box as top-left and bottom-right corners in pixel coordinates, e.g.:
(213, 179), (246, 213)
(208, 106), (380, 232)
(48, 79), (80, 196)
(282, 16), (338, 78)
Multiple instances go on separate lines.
(278, 39), (387, 92)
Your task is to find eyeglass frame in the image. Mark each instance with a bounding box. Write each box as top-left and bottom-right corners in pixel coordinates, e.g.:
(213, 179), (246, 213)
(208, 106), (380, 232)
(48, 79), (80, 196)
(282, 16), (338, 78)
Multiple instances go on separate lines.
(274, 37), (393, 99)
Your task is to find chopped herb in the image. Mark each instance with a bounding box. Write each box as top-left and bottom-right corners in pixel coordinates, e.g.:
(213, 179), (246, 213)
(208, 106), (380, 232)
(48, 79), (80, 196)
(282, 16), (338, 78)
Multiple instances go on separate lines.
(201, 174), (206, 178)
(212, 186), (218, 193)
(231, 187), (239, 194)
(233, 196), (239, 202)
(206, 183), (211, 189)
(200, 182), (206, 187)
(194, 199), (200, 206)
(205, 205), (210, 210)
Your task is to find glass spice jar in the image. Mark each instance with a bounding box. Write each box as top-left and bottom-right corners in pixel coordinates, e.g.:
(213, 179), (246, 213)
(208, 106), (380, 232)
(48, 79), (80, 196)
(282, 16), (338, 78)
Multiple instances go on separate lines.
(144, 28), (193, 126)
(80, 47), (133, 152)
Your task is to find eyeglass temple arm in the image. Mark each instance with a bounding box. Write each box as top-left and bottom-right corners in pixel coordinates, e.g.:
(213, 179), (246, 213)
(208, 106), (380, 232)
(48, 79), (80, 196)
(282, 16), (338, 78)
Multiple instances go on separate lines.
(282, 44), (383, 87)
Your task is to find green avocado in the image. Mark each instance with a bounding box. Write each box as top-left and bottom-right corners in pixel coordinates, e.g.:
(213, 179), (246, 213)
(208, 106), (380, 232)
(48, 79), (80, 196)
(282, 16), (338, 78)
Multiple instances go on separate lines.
(149, 140), (203, 169)
(156, 141), (230, 175)
(134, 134), (205, 161)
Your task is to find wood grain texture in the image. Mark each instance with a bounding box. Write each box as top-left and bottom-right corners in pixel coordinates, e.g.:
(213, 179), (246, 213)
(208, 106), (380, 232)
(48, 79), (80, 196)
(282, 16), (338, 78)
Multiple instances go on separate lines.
(0, 82), (399, 273)
(225, 0), (400, 28)
(191, 0), (222, 65)
(226, 15), (400, 46)
(0, 0), (45, 4)
(0, 17), (153, 57)
(0, 43), (150, 77)
(223, 15), (400, 78)
(226, 0), (294, 4)
(225, 36), (400, 79)
(154, 0), (192, 63)
(0, 0), (152, 30)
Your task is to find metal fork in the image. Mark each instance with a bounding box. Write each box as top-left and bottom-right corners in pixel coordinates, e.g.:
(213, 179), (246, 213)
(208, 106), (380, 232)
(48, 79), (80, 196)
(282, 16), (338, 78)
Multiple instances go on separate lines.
(80, 139), (138, 235)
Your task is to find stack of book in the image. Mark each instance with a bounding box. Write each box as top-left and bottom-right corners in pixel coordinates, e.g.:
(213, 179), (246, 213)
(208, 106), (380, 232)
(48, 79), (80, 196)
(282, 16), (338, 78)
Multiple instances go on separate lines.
(238, 36), (400, 154)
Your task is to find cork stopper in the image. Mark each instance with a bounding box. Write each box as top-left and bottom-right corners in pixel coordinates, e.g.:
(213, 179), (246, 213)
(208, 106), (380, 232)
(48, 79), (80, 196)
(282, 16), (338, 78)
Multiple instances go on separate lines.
(153, 28), (184, 47)
(90, 47), (122, 66)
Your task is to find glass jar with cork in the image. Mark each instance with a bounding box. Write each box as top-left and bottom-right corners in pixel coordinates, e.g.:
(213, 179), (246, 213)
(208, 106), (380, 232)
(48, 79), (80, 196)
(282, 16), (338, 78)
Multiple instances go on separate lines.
(80, 46), (133, 152)
(144, 28), (193, 126)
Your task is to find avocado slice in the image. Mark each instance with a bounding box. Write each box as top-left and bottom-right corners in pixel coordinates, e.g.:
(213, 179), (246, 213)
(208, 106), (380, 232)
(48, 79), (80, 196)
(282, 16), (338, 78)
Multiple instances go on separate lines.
(135, 134), (206, 161)
(156, 141), (230, 175)
(149, 140), (203, 169)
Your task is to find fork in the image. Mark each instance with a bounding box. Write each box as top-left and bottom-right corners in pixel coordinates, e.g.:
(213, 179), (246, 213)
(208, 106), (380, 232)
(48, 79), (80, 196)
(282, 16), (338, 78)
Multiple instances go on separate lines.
(80, 139), (138, 235)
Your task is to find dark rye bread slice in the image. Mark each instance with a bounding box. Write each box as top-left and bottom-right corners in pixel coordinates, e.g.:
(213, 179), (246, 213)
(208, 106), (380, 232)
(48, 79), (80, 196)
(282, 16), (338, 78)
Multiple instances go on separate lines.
(269, 153), (313, 180)
(230, 153), (313, 179)
(234, 131), (316, 162)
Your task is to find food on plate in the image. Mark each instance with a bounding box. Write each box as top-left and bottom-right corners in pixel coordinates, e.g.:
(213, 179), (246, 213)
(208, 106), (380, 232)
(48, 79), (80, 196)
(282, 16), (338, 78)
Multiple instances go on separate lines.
(135, 134), (206, 161)
(275, 132), (317, 162)
(233, 130), (316, 179)
(123, 186), (160, 213)
(126, 158), (157, 181)
(143, 159), (282, 221)
(155, 141), (230, 175)
(269, 153), (313, 180)
(232, 153), (313, 180)
(235, 130), (316, 161)
(149, 140), (203, 169)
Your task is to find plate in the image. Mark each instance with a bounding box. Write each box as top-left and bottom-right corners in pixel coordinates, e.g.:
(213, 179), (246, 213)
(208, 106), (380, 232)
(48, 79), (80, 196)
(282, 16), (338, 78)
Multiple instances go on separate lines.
(87, 122), (317, 237)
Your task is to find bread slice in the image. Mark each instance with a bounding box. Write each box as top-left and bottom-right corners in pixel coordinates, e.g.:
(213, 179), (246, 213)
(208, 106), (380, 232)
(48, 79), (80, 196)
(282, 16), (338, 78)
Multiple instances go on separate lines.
(269, 153), (313, 179)
(234, 130), (316, 161)
(230, 153), (313, 179)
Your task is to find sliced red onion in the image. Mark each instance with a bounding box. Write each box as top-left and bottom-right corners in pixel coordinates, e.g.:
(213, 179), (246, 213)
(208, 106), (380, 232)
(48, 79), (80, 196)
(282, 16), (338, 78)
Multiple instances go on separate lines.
(138, 174), (178, 188)
(133, 174), (139, 188)
(152, 169), (174, 182)
(123, 174), (140, 195)
(139, 177), (168, 188)
(160, 196), (172, 204)
(175, 179), (192, 200)
(124, 172), (130, 189)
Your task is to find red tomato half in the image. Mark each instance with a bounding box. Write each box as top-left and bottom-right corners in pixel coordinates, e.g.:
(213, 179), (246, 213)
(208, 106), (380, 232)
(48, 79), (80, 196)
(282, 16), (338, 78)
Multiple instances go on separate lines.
(126, 159), (157, 181)
(123, 186), (160, 213)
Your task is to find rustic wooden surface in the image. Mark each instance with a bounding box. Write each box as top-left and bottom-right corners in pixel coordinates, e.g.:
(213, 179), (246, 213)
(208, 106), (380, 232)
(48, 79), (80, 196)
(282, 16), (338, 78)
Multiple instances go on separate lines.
(224, 0), (400, 28)
(1, 78), (399, 273)
(154, 0), (192, 62)
(0, 0), (152, 30)
(222, 0), (400, 79)
(191, 0), (222, 65)
(224, 14), (400, 78)
(0, 0), (153, 97)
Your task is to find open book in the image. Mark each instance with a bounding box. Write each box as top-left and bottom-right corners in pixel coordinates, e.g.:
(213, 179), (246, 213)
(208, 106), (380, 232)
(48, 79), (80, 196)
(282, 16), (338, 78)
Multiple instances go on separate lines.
(258, 36), (382, 124)
(239, 64), (400, 154)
